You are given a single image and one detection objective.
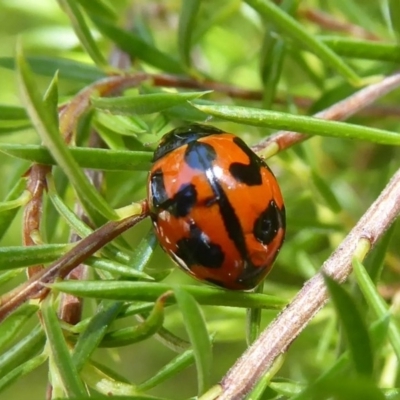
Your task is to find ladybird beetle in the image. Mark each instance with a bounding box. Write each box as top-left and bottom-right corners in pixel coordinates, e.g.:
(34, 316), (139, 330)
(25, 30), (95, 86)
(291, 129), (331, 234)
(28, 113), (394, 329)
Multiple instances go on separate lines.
(147, 124), (285, 290)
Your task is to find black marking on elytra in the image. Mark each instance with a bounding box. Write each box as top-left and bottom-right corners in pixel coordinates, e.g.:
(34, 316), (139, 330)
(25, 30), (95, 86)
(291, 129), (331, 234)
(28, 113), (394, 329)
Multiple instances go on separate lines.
(151, 171), (197, 217)
(184, 141), (217, 171)
(229, 137), (264, 186)
(208, 177), (249, 261)
(253, 200), (284, 245)
(176, 134), (252, 264)
(175, 223), (224, 269)
(150, 168), (169, 210)
(236, 202), (286, 289)
(153, 124), (224, 162)
(236, 261), (268, 290)
(171, 184), (198, 217)
(237, 200), (286, 289)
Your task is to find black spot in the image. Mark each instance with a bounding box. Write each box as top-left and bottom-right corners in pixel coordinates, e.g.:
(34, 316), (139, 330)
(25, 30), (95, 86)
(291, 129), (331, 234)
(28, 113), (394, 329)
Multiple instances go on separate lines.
(150, 169), (169, 209)
(171, 184), (197, 217)
(229, 162), (262, 186)
(150, 170), (197, 217)
(184, 141), (217, 171)
(237, 202), (286, 289)
(253, 200), (285, 245)
(153, 124), (224, 162)
(175, 224), (224, 269)
(229, 137), (263, 186)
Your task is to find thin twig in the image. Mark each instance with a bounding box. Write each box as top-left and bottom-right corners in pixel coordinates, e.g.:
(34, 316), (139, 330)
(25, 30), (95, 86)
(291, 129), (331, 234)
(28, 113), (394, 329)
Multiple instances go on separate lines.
(155, 74), (400, 118)
(56, 71), (400, 147)
(251, 71), (400, 154)
(23, 164), (51, 278)
(46, 28), (138, 400)
(299, 8), (380, 40)
(57, 37), (134, 326)
(59, 74), (149, 143)
(361, 104), (400, 118)
(57, 133), (106, 325)
(0, 201), (148, 323)
(218, 167), (400, 399)
(56, 33), (136, 326)
(58, 72), (400, 142)
(57, 207), (91, 325)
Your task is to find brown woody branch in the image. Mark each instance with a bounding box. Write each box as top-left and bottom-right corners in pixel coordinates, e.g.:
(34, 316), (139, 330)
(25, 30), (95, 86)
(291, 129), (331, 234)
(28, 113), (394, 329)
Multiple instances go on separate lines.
(299, 7), (380, 41)
(59, 72), (400, 146)
(218, 166), (400, 400)
(23, 164), (51, 278)
(0, 201), (148, 322)
(251, 71), (400, 155)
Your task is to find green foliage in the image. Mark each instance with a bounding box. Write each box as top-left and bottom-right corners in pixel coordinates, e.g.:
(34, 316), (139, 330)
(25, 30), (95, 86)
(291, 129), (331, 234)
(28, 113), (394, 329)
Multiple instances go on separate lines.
(324, 275), (374, 377)
(193, 103), (400, 144)
(0, 0), (399, 399)
(92, 91), (210, 115)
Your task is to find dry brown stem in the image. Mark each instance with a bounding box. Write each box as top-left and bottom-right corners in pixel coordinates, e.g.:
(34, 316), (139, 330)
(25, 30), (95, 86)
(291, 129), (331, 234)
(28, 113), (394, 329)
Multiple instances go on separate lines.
(217, 168), (400, 399)
(300, 8), (379, 40)
(251, 72), (400, 154)
(23, 164), (51, 278)
(0, 201), (148, 322)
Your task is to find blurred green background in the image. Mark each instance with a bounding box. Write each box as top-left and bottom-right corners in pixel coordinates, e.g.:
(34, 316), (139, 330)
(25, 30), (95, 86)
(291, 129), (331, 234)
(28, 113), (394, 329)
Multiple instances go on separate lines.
(1, 0), (400, 399)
